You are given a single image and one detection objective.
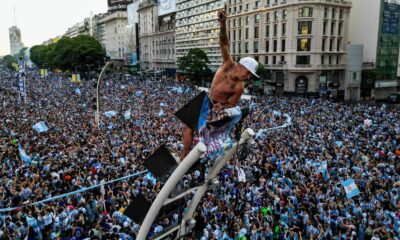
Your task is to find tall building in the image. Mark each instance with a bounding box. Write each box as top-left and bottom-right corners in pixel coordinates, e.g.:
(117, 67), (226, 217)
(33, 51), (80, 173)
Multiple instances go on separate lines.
(97, 11), (129, 60)
(227, 0), (351, 96)
(349, 0), (400, 99)
(138, 0), (176, 73)
(176, 0), (226, 71)
(64, 18), (91, 38)
(9, 26), (24, 56)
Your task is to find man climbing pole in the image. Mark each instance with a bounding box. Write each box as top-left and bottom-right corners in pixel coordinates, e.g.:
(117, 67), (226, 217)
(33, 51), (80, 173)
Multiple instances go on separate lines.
(181, 4), (260, 160)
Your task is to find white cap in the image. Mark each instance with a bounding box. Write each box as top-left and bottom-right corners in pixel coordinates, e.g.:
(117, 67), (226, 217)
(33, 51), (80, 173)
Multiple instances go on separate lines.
(239, 57), (259, 78)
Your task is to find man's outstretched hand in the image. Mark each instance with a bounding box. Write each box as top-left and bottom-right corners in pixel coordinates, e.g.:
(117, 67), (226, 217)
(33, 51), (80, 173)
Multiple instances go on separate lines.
(218, 4), (227, 24)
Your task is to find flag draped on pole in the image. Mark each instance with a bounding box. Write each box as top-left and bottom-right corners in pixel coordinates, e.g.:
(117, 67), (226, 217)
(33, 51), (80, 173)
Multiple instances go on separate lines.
(342, 179), (360, 199)
(32, 121), (49, 133)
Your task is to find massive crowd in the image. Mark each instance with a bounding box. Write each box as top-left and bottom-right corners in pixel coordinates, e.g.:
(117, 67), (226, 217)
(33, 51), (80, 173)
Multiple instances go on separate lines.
(0, 70), (399, 240)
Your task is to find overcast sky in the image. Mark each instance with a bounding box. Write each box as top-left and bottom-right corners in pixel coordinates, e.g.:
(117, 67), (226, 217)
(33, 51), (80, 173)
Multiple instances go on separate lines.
(0, 0), (108, 56)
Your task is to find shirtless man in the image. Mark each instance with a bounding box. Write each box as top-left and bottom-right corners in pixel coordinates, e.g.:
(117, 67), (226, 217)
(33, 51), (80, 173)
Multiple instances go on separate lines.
(181, 5), (259, 159)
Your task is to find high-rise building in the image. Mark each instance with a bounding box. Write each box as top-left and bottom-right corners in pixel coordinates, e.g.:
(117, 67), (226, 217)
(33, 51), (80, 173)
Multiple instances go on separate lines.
(9, 26), (24, 56)
(64, 18), (91, 38)
(227, 0), (351, 96)
(349, 0), (400, 99)
(175, 0), (226, 71)
(138, 0), (176, 73)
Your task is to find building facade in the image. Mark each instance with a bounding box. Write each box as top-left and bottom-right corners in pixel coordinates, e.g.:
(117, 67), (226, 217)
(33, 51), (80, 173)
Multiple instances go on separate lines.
(175, 0), (226, 71)
(349, 0), (400, 99)
(138, 0), (176, 72)
(9, 26), (24, 56)
(97, 11), (129, 60)
(227, 0), (351, 96)
(64, 18), (91, 38)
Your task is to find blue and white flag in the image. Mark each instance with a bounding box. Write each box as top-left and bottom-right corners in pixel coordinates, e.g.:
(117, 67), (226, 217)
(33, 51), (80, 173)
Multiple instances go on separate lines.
(158, 109), (164, 117)
(177, 87), (183, 94)
(185, 88), (190, 94)
(75, 88), (81, 95)
(123, 110), (131, 120)
(310, 98), (316, 106)
(319, 161), (329, 181)
(160, 102), (167, 107)
(145, 172), (157, 185)
(103, 111), (117, 118)
(32, 121), (49, 133)
(342, 179), (360, 199)
(18, 144), (32, 163)
(273, 110), (282, 116)
(135, 91), (143, 97)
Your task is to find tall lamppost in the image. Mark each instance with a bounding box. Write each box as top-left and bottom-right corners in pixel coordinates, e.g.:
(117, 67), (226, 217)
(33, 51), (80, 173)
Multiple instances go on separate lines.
(95, 62), (112, 128)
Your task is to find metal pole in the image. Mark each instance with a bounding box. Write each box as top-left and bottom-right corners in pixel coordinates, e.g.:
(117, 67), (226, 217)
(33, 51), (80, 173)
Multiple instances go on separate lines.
(95, 62), (112, 128)
(136, 143), (207, 240)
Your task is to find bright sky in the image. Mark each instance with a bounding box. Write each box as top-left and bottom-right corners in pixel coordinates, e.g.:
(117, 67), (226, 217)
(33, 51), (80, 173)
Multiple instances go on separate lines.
(0, 0), (108, 56)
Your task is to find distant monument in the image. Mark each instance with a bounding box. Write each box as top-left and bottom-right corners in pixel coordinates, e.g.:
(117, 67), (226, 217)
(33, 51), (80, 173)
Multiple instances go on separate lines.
(9, 4), (24, 56)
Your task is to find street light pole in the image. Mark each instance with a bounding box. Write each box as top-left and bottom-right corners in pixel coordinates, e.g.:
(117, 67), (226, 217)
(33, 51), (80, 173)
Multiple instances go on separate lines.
(95, 62), (112, 128)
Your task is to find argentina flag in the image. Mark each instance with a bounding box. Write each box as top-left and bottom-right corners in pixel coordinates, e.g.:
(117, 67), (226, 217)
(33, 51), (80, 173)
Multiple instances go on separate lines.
(18, 144), (32, 164)
(32, 121), (49, 133)
(342, 179), (360, 199)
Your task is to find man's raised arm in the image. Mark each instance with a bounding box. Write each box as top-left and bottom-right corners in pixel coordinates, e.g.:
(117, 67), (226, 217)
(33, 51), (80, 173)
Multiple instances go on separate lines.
(218, 4), (234, 67)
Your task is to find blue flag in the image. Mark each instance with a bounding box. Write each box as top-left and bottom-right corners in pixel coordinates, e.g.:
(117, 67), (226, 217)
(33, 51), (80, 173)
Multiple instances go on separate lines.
(123, 110), (131, 120)
(342, 179), (360, 199)
(18, 144), (32, 164)
(103, 111), (117, 118)
(32, 121), (49, 133)
(319, 161), (329, 181)
(75, 88), (81, 95)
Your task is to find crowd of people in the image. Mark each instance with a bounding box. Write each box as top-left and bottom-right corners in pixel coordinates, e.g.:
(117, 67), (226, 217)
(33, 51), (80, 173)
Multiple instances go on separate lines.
(0, 69), (399, 240)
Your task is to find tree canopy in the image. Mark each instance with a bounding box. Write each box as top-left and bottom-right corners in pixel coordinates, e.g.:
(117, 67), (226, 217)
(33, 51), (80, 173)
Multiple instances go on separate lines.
(30, 35), (105, 71)
(177, 48), (212, 85)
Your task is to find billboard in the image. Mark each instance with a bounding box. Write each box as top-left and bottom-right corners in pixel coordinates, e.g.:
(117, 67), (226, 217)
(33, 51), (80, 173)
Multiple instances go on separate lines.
(108, 0), (133, 12)
(158, 0), (176, 16)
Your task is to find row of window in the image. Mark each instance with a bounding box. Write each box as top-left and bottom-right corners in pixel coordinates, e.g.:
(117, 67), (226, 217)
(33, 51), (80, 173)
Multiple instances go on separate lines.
(228, 20), (343, 39)
(230, 37), (342, 54)
(246, 55), (342, 65)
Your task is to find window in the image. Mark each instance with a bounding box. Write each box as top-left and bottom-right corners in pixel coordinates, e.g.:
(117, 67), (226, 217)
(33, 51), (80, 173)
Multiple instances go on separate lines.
(233, 19), (236, 27)
(266, 40), (270, 52)
(322, 38), (326, 51)
(298, 21), (312, 35)
(338, 22), (343, 36)
(329, 38), (334, 51)
(331, 22), (335, 35)
(296, 55), (310, 64)
(245, 42), (249, 53)
(321, 55), (324, 65)
(255, 0), (260, 8)
(246, 16), (250, 25)
(329, 55), (332, 64)
(238, 17), (242, 26)
(274, 11), (279, 21)
(273, 56), (276, 64)
(273, 40), (277, 52)
(245, 28), (249, 39)
(283, 10), (287, 20)
(281, 56), (285, 63)
(233, 30), (236, 40)
(324, 7), (328, 18)
(323, 21), (327, 35)
(266, 12), (270, 22)
(273, 24), (277, 37)
(282, 23), (286, 36)
(339, 9), (343, 19)
(265, 56), (269, 64)
(255, 14), (260, 24)
(254, 41), (259, 53)
(238, 43), (241, 53)
(299, 7), (313, 17)
(297, 39), (311, 51)
(266, 25), (270, 37)
(281, 39), (286, 52)
(232, 43), (236, 54)
(332, 8), (336, 19)
(337, 39), (341, 51)
(337, 55), (340, 64)
(353, 72), (357, 81)
(254, 26), (259, 38)
(238, 29), (242, 40)
(246, 3), (249, 10)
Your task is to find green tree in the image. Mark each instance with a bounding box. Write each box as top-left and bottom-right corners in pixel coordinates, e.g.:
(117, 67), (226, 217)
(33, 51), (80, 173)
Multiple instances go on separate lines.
(30, 35), (105, 72)
(256, 64), (271, 80)
(18, 47), (28, 60)
(178, 48), (211, 85)
(3, 55), (17, 70)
